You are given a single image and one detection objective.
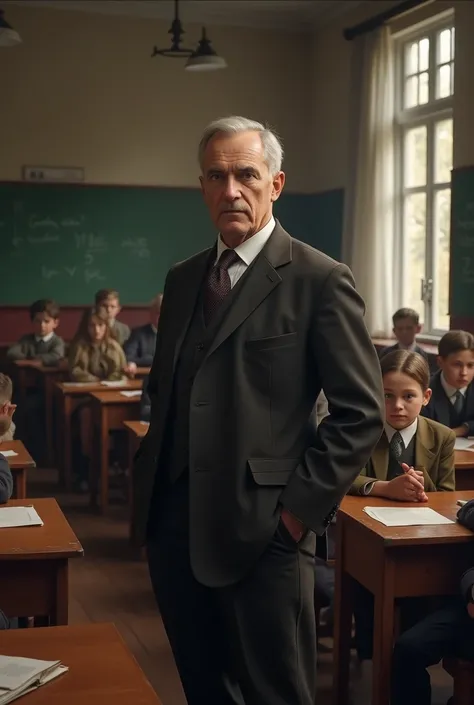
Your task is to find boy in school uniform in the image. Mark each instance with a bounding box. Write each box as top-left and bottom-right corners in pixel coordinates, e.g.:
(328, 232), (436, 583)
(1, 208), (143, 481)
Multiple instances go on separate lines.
(124, 293), (162, 374)
(0, 453), (13, 503)
(422, 330), (474, 436)
(0, 374), (16, 443)
(7, 299), (64, 366)
(379, 307), (428, 361)
(391, 564), (474, 705)
(95, 289), (130, 347)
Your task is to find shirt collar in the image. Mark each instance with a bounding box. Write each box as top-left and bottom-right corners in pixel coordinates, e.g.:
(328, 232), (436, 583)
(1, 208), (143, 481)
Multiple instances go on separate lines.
(35, 332), (54, 343)
(440, 372), (467, 398)
(385, 418), (418, 447)
(216, 216), (275, 266)
(397, 342), (416, 352)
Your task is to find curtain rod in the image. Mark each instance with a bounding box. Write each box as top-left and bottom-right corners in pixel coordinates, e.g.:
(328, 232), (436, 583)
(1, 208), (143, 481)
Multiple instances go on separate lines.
(343, 0), (432, 41)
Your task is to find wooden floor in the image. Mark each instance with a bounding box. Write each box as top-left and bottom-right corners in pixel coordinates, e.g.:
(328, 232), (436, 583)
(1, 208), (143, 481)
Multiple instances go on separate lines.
(27, 468), (453, 705)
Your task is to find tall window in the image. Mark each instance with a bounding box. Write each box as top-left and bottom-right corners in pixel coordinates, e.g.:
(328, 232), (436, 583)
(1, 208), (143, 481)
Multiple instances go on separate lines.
(395, 16), (454, 334)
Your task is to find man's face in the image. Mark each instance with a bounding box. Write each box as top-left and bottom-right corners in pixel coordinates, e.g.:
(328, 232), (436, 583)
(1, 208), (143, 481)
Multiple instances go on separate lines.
(200, 130), (285, 247)
(438, 350), (474, 389)
(393, 318), (421, 347)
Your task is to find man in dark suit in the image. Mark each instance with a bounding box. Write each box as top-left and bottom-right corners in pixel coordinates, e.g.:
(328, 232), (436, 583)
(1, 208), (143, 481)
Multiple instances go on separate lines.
(133, 116), (384, 705)
(124, 294), (162, 373)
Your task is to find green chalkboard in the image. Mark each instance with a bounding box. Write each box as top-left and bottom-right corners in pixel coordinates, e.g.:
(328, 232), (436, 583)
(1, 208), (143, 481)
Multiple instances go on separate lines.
(450, 167), (474, 317)
(0, 182), (345, 305)
(0, 182), (216, 305)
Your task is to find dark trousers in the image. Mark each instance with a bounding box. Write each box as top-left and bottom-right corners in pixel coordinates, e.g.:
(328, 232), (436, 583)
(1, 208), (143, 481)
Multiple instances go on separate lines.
(391, 599), (474, 705)
(146, 475), (317, 705)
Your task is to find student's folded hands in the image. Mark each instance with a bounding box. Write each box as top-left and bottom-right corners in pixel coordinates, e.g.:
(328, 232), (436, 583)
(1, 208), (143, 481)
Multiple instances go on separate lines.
(378, 465), (428, 503)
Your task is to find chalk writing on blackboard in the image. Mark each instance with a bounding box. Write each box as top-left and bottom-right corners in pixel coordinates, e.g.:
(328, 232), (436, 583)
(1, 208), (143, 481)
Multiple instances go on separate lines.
(121, 237), (150, 258)
(65, 267), (76, 277)
(75, 232), (108, 252)
(29, 215), (59, 229)
(41, 266), (58, 280)
(27, 234), (60, 244)
(85, 268), (105, 284)
(61, 217), (84, 227)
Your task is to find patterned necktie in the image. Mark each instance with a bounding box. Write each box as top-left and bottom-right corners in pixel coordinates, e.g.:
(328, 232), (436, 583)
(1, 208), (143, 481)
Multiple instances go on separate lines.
(390, 431), (404, 461)
(203, 249), (241, 325)
(453, 390), (465, 415)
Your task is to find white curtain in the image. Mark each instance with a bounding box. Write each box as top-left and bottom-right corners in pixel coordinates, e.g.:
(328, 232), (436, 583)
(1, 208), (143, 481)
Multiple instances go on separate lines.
(342, 26), (395, 337)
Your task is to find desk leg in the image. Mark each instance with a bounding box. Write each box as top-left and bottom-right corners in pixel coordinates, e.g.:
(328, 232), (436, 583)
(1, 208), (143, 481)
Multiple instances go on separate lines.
(128, 433), (135, 543)
(371, 557), (396, 705)
(45, 376), (54, 468)
(15, 468), (27, 499)
(332, 517), (354, 705)
(63, 396), (73, 491)
(51, 560), (69, 626)
(17, 368), (27, 406)
(100, 406), (109, 514)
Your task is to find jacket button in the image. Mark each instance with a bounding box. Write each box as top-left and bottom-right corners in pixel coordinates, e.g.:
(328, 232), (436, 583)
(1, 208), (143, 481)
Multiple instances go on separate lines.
(196, 343), (204, 351)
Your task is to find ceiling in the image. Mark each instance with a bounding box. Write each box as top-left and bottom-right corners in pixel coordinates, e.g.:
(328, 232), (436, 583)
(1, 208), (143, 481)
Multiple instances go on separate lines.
(3, 0), (366, 32)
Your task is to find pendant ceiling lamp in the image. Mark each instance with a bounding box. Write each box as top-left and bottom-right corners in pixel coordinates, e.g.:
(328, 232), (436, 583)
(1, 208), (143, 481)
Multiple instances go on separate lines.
(0, 8), (22, 47)
(151, 0), (226, 71)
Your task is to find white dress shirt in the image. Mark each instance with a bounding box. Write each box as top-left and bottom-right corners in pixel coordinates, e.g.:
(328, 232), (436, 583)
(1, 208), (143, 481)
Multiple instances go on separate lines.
(440, 372), (468, 404)
(35, 332), (54, 343)
(215, 216), (275, 288)
(384, 418), (418, 447)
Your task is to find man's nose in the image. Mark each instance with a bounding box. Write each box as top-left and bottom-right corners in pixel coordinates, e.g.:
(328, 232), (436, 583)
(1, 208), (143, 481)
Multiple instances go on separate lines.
(223, 176), (240, 200)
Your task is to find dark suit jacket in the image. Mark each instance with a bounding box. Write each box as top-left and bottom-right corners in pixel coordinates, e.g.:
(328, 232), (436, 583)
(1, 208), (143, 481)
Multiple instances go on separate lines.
(422, 369), (474, 435)
(133, 222), (384, 587)
(379, 342), (428, 361)
(139, 374), (151, 422)
(349, 415), (456, 495)
(124, 324), (157, 367)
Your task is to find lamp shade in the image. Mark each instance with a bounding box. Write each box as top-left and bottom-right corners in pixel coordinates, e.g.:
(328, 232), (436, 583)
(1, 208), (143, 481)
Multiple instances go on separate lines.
(185, 28), (227, 72)
(0, 10), (21, 47)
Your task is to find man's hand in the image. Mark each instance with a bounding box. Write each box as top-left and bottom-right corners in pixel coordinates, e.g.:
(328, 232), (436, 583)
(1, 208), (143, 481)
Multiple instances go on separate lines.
(280, 508), (306, 543)
(124, 362), (137, 377)
(453, 425), (468, 438)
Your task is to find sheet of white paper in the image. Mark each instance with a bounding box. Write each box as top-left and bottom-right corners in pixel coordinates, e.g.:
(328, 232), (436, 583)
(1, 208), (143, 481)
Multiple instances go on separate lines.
(120, 390), (142, 398)
(101, 380), (126, 388)
(0, 656), (60, 691)
(0, 451), (17, 458)
(454, 437), (474, 452)
(0, 507), (43, 529)
(363, 506), (454, 527)
(62, 382), (90, 387)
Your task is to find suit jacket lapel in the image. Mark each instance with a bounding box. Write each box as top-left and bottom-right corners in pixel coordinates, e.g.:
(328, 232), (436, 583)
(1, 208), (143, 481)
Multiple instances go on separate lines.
(370, 434), (389, 481)
(414, 416), (436, 490)
(432, 372), (452, 427)
(205, 222), (292, 360)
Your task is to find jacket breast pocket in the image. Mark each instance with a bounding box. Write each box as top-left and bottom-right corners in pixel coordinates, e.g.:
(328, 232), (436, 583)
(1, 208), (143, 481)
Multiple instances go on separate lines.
(245, 331), (297, 352)
(248, 458), (300, 486)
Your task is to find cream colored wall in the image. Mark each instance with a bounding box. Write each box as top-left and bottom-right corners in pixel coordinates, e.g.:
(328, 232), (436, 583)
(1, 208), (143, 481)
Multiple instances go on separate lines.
(1, 5), (312, 191)
(310, 0), (472, 192)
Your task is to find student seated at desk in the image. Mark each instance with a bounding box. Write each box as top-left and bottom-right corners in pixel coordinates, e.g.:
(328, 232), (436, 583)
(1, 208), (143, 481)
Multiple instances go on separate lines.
(391, 566), (474, 705)
(7, 299), (65, 366)
(422, 329), (474, 437)
(0, 374), (16, 443)
(379, 307), (428, 361)
(94, 288), (130, 346)
(69, 307), (126, 383)
(0, 453), (13, 503)
(349, 350), (455, 668)
(123, 293), (161, 375)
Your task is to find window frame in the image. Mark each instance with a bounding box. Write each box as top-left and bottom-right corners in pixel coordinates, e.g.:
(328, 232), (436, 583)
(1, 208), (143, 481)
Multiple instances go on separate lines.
(393, 11), (454, 338)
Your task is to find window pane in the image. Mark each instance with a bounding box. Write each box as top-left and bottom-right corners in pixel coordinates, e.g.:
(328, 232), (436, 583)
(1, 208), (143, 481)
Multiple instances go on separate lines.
(437, 63), (452, 98)
(433, 189), (451, 331)
(451, 27), (455, 59)
(419, 37), (429, 71)
(405, 41), (418, 75)
(405, 75), (418, 108)
(403, 193), (426, 322)
(438, 28), (452, 64)
(434, 118), (453, 184)
(404, 126), (427, 188)
(419, 71), (429, 104)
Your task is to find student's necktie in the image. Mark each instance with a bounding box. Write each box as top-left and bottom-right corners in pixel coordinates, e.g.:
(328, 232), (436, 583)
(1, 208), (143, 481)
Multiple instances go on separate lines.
(390, 431), (404, 461)
(36, 339), (47, 353)
(453, 390), (465, 415)
(203, 249), (241, 325)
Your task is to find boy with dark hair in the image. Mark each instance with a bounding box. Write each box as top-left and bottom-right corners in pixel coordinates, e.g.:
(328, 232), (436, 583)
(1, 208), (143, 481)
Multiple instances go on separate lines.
(0, 374), (16, 443)
(422, 330), (474, 436)
(95, 289), (130, 346)
(380, 308), (428, 360)
(124, 293), (162, 373)
(7, 299), (64, 366)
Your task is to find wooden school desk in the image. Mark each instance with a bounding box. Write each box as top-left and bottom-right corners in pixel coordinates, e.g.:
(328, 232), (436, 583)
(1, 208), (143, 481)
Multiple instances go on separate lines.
(332, 491), (474, 705)
(54, 379), (142, 491)
(90, 390), (142, 513)
(0, 439), (35, 499)
(0, 622), (162, 705)
(123, 420), (149, 543)
(14, 360), (69, 467)
(455, 449), (474, 490)
(0, 498), (83, 625)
